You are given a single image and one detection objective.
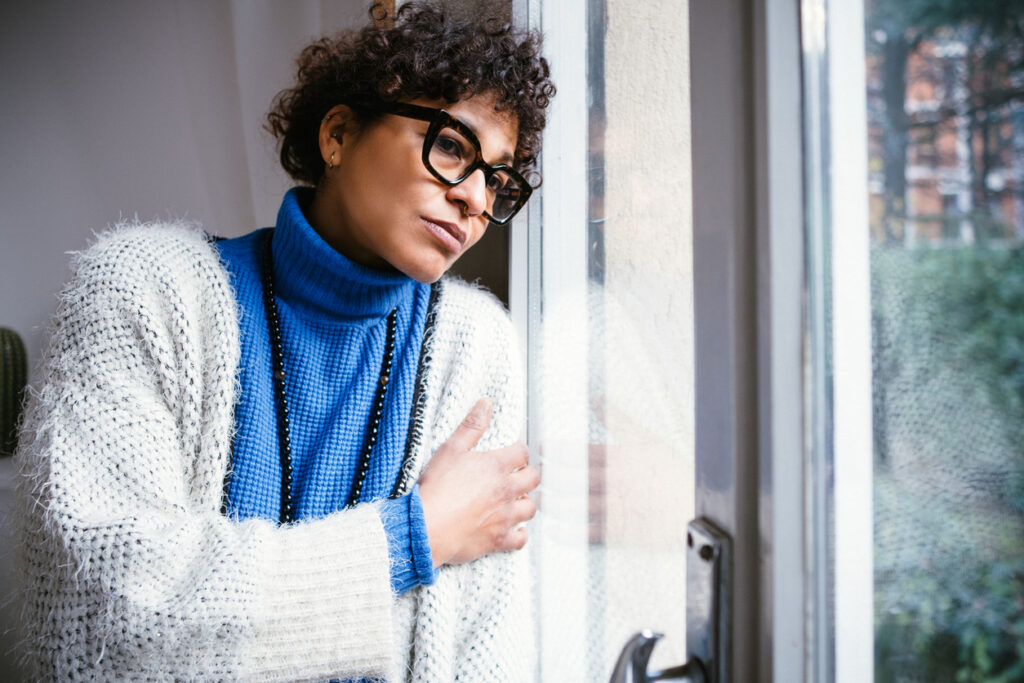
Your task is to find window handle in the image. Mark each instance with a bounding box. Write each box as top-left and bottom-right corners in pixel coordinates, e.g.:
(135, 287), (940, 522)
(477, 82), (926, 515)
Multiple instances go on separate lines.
(609, 518), (731, 683)
(609, 631), (707, 683)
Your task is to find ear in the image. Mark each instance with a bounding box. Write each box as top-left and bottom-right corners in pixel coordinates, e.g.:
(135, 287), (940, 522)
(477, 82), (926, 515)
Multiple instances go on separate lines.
(318, 104), (356, 165)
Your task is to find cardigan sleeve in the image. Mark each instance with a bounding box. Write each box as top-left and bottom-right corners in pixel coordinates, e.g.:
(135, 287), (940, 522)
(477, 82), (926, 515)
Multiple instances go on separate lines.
(404, 279), (535, 682)
(452, 303), (535, 682)
(16, 225), (395, 682)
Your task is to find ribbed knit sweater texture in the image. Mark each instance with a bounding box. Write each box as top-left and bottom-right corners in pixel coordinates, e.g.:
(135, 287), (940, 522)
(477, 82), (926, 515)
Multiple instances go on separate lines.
(216, 188), (435, 594)
(15, 205), (533, 680)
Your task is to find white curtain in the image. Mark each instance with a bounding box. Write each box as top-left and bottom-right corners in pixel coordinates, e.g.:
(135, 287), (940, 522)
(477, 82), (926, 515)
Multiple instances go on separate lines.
(0, 2), (367, 676)
(1, 0), (370, 366)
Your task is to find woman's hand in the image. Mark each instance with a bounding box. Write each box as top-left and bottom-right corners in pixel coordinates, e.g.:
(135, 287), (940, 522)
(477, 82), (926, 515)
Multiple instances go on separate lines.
(418, 398), (540, 568)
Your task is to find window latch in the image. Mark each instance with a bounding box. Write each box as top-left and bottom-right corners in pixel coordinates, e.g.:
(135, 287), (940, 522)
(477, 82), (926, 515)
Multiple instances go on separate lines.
(609, 518), (731, 683)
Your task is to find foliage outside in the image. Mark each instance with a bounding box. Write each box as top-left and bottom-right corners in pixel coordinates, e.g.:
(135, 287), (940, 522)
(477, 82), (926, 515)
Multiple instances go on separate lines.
(867, 0), (1024, 676)
(872, 246), (1024, 682)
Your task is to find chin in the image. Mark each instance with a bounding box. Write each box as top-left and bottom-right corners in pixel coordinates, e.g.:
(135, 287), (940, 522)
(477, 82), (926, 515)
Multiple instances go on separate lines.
(408, 272), (444, 285)
(386, 243), (462, 284)
(397, 260), (452, 285)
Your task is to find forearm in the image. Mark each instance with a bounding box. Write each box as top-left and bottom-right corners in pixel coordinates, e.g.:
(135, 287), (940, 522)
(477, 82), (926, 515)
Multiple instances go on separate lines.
(19, 433), (396, 681)
(16, 229), (396, 680)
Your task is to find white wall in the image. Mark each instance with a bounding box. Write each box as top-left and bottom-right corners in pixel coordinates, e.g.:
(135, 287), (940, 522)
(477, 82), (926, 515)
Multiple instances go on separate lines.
(0, 1), (369, 675)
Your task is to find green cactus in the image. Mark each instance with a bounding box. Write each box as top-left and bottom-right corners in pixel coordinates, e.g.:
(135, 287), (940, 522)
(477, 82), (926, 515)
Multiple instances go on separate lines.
(1, 327), (27, 457)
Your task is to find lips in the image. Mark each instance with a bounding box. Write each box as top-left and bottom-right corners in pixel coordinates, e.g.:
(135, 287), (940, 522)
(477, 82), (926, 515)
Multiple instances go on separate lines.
(422, 217), (467, 254)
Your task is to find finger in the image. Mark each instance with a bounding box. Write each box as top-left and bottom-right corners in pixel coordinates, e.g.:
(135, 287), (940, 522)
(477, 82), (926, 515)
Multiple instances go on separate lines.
(494, 442), (530, 471)
(511, 495), (537, 523)
(501, 524), (529, 551)
(509, 465), (541, 497)
(445, 398), (493, 452)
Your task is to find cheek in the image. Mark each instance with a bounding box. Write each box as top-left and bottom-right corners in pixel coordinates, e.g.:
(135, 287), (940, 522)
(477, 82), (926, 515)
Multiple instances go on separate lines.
(370, 162), (430, 210)
(345, 141), (409, 197)
(465, 221), (489, 250)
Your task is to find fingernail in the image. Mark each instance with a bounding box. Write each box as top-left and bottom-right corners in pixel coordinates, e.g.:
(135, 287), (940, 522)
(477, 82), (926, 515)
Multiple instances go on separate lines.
(474, 397), (492, 416)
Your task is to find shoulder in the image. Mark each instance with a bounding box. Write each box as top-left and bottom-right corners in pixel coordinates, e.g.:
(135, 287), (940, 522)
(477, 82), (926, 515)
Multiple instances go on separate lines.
(431, 276), (524, 429)
(51, 220), (240, 374)
(72, 220), (224, 287)
(432, 275), (519, 370)
(434, 275), (514, 338)
(410, 279), (525, 454)
(64, 220), (233, 319)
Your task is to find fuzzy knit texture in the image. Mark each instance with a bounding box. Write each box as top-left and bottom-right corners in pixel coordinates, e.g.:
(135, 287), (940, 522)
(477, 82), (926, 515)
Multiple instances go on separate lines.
(15, 220), (533, 681)
(216, 189), (435, 595)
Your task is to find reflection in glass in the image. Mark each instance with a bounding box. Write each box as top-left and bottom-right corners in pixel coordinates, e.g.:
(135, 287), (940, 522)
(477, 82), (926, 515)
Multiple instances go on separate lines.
(530, 0), (694, 679)
(866, 1), (1024, 679)
(583, 0), (694, 676)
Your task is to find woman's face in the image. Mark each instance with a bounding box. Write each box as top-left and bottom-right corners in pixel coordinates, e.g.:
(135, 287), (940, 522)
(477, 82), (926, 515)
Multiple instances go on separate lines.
(310, 94), (519, 284)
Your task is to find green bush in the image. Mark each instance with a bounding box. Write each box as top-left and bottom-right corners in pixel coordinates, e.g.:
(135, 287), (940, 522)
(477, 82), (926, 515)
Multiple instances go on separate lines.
(876, 559), (1024, 683)
(872, 245), (1024, 682)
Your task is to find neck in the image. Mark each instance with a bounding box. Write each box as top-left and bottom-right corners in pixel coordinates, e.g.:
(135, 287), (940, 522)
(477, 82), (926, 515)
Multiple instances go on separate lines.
(272, 187), (413, 320)
(309, 180), (389, 271)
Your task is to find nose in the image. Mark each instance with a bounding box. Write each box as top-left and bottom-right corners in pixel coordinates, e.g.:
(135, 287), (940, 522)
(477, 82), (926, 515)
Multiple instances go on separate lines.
(446, 168), (489, 218)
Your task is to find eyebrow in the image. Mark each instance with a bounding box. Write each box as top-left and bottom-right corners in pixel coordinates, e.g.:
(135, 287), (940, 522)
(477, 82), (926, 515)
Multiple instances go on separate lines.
(491, 150), (516, 166)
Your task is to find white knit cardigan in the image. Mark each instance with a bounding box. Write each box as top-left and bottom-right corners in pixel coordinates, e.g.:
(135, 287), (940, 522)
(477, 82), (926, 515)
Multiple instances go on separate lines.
(16, 223), (533, 681)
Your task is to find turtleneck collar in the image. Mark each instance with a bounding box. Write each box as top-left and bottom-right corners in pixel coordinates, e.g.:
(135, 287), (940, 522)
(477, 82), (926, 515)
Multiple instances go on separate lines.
(271, 187), (416, 320)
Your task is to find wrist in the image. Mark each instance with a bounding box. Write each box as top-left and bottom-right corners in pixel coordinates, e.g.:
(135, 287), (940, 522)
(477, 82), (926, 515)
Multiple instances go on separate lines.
(419, 485), (454, 568)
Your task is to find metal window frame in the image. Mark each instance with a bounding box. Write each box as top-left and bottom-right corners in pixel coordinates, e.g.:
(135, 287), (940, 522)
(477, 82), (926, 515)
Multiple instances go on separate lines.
(691, 0), (873, 680)
(689, 0), (806, 680)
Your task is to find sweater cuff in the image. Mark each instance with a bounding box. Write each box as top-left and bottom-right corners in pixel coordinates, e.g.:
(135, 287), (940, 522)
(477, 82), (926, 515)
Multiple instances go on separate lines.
(251, 505), (393, 679)
(380, 485), (438, 595)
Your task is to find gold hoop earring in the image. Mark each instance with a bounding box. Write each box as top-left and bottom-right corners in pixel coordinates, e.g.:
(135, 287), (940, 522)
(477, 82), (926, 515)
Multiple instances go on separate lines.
(328, 151), (336, 170)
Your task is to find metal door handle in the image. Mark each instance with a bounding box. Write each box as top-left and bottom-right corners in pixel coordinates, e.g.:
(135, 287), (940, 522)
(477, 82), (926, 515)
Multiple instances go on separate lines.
(609, 518), (730, 683)
(609, 631), (707, 683)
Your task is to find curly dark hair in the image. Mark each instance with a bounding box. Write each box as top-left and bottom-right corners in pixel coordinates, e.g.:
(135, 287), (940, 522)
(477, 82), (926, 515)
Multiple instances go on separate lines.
(266, 1), (555, 188)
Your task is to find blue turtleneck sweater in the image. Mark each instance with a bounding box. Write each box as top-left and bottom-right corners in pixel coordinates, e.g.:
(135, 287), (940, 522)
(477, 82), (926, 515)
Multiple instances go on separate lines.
(216, 188), (436, 594)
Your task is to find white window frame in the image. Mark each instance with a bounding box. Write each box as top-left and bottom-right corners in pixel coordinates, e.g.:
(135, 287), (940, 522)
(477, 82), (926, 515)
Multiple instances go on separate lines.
(511, 0), (592, 680)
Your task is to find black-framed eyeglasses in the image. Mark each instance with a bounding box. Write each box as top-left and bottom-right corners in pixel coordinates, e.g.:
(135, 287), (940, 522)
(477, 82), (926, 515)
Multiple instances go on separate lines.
(377, 102), (533, 225)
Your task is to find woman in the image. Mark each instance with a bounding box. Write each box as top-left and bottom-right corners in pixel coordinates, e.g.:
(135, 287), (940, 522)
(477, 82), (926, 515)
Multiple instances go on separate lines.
(16, 3), (554, 680)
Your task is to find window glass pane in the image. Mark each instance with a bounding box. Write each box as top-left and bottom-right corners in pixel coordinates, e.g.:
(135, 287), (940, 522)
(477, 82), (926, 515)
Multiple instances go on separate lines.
(591, 0), (693, 672)
(865, 1), (1024, 679)
(529, 0), (694, 679)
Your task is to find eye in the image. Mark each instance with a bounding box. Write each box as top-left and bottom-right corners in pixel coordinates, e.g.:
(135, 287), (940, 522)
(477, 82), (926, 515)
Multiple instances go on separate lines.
(486, 170), (514, 193)
(434, 132), (468, 161)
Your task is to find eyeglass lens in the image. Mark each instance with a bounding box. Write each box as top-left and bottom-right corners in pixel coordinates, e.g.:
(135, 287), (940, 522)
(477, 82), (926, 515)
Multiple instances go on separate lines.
(427, 124), (524, 222)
